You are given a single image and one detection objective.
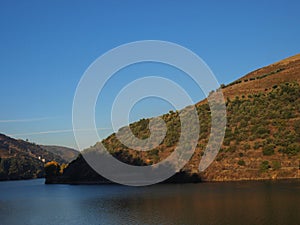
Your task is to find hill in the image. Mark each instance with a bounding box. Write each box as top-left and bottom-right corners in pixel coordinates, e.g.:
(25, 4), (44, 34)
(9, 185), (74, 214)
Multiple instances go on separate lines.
(0, 133), (67, 181)
(47, 54), (300, 184)
(41, 145), (78, 163)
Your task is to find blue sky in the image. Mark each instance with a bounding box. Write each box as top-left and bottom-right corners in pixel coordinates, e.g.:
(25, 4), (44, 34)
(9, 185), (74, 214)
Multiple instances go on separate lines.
(0, 0), (299, 149)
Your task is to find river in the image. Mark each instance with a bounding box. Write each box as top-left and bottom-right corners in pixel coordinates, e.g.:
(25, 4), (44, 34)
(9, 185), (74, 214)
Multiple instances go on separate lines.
(0, 179), (299, 225)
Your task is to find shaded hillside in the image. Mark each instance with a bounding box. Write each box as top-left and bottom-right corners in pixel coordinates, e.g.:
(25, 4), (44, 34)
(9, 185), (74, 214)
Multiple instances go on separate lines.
(41, 145), (79, 162)
(48, 54), (300, 184)
(0, 133), (66, 181)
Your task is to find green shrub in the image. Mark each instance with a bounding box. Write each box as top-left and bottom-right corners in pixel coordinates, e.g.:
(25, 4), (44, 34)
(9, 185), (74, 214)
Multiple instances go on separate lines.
(227, 145), (237, 153)
(238, 160), (246, 166)
(223, 139), (231, 146)
(239, 119), (248, 128)
(279, 143), (300, 155)
(260, 161), (270, 172)
(243, 143), (251, 150)
(216, 154), (224, 161)
(294, 120), (300, 132)
(254, 126), (270, 135)
(254, 141), (261, 150)
(262, 144), (275, 156)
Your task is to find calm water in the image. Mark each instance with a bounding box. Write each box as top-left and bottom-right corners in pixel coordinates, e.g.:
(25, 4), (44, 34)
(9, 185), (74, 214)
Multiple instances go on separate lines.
(0, 179), (299, 225)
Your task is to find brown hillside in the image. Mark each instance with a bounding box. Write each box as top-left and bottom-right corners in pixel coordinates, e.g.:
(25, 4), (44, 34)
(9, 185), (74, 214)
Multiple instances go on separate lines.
(41, 145), (79, 163)
(48, 53), (300, 184)
(0, 133), (67, 180)
(221, 54), (300, 99)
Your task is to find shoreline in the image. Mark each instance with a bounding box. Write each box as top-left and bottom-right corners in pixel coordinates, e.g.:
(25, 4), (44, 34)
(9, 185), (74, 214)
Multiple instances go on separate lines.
(44, 176), (300, 185)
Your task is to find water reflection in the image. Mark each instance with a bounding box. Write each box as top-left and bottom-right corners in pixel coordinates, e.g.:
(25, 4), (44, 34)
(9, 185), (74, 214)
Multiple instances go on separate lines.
(0, 179), (299, 225)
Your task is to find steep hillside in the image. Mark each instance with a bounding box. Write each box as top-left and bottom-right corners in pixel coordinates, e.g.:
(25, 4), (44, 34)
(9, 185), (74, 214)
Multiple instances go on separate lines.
(48, 54), (300, 184)
(219, 53), (300, 99)
(41, 145), (79, 162)
(0, 133), (67, 181)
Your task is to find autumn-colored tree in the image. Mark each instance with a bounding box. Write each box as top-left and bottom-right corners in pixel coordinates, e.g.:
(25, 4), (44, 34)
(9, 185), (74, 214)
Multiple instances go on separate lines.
(60, 163), (68, 174)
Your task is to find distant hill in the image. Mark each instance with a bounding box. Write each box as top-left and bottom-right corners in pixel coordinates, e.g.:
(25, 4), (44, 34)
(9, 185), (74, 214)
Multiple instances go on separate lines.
(46, 54), (300, 184)
(0, 133), (68, 181)
(41, 145), (78, 163)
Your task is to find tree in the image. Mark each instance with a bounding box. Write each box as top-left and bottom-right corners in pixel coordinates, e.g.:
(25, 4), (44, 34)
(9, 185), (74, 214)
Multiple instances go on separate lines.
(44, 161), (60, 178)
(60, 163), (68, 174)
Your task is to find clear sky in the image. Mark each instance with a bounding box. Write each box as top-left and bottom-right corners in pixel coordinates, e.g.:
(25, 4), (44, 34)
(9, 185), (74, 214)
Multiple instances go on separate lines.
(0, 0), (299, 149)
